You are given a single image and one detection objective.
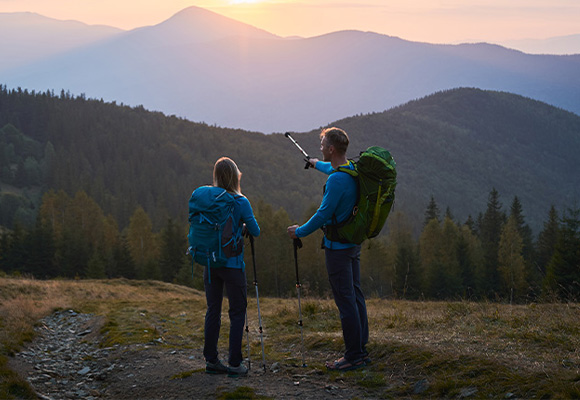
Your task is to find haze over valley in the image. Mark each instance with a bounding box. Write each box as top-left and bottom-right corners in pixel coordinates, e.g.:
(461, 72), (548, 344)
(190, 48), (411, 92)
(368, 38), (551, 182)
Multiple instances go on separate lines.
(1, 7), (579, 133)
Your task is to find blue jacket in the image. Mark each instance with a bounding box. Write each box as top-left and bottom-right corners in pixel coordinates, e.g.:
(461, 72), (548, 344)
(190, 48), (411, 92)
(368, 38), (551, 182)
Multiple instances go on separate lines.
(295, 161), (357, 249)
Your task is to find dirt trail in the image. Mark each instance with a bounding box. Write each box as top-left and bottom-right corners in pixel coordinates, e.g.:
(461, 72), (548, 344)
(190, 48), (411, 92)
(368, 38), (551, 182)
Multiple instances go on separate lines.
(10, 310), (368, 399)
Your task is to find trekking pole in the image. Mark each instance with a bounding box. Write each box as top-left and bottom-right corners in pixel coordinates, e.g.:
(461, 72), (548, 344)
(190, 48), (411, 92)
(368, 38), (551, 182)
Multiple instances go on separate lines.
(249, 235), (267, 372)
(293, 238), (307, 367)
(285, 132), (312, 169)
(245, 312), (251, 370)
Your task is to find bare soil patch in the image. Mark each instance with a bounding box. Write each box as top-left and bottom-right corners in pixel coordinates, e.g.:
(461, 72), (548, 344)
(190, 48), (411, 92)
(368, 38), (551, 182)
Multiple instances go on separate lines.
(9, 310), (366, 399)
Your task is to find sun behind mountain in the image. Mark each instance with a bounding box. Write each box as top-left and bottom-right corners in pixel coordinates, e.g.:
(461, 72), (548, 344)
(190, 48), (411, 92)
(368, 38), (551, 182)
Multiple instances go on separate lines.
(229, 0), (267, 3)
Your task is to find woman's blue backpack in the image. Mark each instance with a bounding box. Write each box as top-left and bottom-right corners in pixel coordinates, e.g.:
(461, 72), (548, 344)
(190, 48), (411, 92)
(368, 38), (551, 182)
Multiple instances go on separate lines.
(187, 186), (243, 272)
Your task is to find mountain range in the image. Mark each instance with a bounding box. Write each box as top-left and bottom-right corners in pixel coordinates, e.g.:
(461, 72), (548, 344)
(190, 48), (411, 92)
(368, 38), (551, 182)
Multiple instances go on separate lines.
(1, 7), (580, 133)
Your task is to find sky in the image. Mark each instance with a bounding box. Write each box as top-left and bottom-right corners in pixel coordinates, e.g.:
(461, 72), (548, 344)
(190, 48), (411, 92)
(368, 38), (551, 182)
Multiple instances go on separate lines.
(1, 0), (579, 44)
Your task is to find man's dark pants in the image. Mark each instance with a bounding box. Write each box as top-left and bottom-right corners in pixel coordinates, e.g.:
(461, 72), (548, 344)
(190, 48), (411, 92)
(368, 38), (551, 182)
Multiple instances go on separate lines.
(203, 267), (247, 367)
(325, 245), (369, 363)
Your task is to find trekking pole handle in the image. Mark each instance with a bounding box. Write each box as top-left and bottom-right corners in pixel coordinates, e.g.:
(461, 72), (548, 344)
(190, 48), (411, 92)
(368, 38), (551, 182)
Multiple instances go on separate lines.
(285, 132), (311, 169)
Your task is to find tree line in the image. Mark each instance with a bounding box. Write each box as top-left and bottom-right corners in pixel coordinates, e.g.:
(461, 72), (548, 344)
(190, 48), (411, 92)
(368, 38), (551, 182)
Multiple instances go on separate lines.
(1, 187), (578, 302)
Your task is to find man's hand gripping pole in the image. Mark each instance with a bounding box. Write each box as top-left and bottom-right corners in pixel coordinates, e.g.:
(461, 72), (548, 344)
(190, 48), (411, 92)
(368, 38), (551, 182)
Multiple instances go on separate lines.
(285, 132), (311, 169)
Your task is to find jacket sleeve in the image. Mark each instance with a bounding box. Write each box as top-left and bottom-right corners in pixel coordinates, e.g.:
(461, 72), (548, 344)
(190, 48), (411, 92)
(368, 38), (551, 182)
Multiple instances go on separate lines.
(239, 196), (260, 237)
(315, 161), (334, 175)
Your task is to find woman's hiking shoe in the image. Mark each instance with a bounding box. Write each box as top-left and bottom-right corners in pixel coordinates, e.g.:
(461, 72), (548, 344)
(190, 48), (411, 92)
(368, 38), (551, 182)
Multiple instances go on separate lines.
(205, 359), (228, 374)
(325, 357), (365, 372)
(227, 363), (248, 377)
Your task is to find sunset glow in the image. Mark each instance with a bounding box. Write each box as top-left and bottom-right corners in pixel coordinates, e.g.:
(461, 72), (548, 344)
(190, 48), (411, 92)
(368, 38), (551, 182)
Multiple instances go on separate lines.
(0, 0), (578, 44)
(229, 0), (265, 4)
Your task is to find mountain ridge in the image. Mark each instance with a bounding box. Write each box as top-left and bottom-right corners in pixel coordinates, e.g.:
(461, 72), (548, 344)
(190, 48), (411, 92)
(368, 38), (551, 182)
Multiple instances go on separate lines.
(0, 12), (122, 71)
(2, 8), (580, 133)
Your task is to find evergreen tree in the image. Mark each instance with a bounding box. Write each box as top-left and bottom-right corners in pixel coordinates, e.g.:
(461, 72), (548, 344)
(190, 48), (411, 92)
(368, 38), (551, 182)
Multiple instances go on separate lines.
(509, 196), (537, 296)
(101, 214), (121, 278)
(57, 225), (90, 278)
(457, 225), (482, 299)
(86, 251), (107, 279)
(536, 206), (559, 277)
(392, 233), (421, 299)
(477, 188), (506, 298)
(444, 207), (454, 222)
(158, 218), (188, 283)
(252, 199), (293, 297)
(384, 211), (421, 299)
(293, 203), (326, 296)
(498, 216), (527, 302)
(112, 234), (137, 279)
(419, 218), (443, 298)
(464, 215), (477, 236)
(143, 259), (163, 281)
(0, 224), (27, 274)
(23, 218), (56, 278)
(424, 195), (441, 226)
(361, 239), (390, 297)
(127, 206), (159, 279)
(545, 207), (580, 300)
(440, 216), (462, 298)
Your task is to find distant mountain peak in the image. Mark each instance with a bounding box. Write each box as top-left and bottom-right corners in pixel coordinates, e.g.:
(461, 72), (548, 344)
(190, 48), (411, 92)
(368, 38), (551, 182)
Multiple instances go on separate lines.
(148, 5), (278, 42)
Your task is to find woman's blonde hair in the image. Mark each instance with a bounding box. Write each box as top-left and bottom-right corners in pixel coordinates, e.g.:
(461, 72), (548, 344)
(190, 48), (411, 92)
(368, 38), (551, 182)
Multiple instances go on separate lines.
(213, 157), (242, 194)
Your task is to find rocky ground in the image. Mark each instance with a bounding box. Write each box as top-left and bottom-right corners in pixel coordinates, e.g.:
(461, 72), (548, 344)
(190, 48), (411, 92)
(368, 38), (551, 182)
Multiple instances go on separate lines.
(9, 310), (367, 399)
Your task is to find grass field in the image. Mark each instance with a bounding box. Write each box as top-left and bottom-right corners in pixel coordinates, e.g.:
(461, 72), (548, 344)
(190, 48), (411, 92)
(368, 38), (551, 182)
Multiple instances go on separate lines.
(1, 276), (579, 399)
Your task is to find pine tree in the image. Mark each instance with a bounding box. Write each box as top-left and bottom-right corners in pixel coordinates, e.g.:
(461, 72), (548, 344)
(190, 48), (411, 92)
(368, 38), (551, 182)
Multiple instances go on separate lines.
(385, 211), (421, 299)
(536, 206), (559, 276)
(127, 206), (159, 279)
(509, 196), (536, 296)
(440, 216), (462, 298)
(419, 218), (443, 298)
(158, 218), (188, 283)
(545, 207), (580, 300)
(498, 216), (527, 302)
(57, 225), (90, 278)
(477, 188), (506, 298)
(464, 215), (477, 236)
(424, 195), (441, 226)
(457, 225), (482, 299)
(23, 218), (56, 278)
(392, 233), (421, 299)
(252, 199), (294, 297)
(112, 235), (136, 279)
(86, 251), (107, 279)
(361, 239), (390, 297)
(444, 207), (454, 222)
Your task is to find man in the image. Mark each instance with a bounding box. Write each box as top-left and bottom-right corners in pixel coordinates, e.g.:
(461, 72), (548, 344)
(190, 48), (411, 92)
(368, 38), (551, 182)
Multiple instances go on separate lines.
(287, 127), (369, 371)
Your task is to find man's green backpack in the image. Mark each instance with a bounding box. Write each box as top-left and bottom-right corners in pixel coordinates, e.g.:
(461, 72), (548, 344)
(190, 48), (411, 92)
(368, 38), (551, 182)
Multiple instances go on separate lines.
(324, 146), (397, 245)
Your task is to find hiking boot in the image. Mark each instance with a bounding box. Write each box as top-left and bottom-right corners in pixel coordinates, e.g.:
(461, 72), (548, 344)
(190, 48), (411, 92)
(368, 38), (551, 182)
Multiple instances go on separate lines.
(227, 363), (248, 377)
(206, 359), (228, 374)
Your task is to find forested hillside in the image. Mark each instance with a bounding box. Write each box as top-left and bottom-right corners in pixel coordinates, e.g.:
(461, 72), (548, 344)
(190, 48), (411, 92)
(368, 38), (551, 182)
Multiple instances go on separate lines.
(329, 88), (580, 232)
(2, 85), (579, 233)
(1, 85), (579, 301)
(0, 86), (324, 230)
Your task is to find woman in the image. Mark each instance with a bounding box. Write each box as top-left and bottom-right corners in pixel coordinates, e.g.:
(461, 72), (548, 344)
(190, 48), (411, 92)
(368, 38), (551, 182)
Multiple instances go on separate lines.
(201, 157), (260, 376)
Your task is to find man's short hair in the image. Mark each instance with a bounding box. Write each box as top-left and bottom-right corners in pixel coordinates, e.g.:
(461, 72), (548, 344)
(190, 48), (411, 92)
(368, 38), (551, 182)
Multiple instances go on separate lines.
(320, 127), (349, 155)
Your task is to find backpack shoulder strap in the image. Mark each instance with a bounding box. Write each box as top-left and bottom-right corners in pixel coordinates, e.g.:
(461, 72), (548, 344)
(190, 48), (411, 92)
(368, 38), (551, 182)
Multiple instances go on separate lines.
(334, 160), (358, 177)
